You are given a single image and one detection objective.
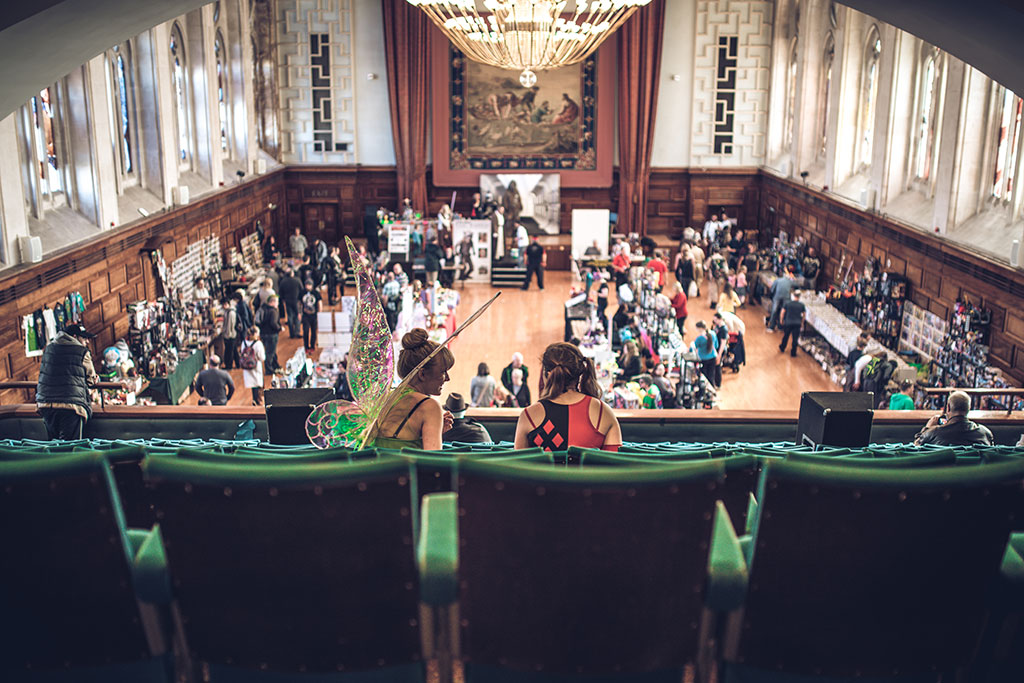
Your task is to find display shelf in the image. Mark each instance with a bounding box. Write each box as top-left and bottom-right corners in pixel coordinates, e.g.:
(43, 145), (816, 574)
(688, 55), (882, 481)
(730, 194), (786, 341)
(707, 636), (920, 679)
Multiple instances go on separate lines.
(899, 301), (946, 362)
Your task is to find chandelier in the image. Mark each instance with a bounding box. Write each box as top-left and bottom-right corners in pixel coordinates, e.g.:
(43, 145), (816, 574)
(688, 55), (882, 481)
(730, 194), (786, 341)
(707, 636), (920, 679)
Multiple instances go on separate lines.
(407, 0), (652, 86)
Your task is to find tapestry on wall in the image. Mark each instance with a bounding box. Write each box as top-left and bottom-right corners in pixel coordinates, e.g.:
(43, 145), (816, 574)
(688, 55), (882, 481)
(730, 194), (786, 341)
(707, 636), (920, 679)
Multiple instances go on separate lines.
(448, 48), (597, 172)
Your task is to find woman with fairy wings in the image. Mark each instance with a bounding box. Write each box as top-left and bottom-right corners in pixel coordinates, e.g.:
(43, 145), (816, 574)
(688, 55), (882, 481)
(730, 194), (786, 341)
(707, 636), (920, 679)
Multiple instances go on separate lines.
(305, 238), (499, 451)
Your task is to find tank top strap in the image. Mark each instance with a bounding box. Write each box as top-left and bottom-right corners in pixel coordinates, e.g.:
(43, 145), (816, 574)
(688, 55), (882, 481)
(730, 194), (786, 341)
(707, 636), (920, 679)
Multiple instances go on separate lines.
(392, 397), (431, 438)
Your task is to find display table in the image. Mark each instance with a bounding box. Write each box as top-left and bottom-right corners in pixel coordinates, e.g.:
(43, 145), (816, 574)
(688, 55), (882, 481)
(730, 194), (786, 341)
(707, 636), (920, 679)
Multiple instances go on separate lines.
(144, 348), (204, 405)
(802, 294), (915, 383)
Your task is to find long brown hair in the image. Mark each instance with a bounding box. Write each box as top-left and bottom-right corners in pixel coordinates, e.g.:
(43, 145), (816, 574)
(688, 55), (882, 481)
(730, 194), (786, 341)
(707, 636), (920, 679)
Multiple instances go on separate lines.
(539, 342), (601, 400)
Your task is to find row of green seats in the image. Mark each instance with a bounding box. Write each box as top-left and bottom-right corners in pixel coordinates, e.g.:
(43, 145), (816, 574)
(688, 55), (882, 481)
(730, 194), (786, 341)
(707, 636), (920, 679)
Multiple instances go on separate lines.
(3, 449), (1024, 682)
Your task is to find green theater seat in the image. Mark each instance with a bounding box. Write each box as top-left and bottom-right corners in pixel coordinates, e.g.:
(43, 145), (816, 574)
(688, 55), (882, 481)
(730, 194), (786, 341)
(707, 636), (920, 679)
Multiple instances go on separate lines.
(722, 457), (1024, 682)
(0, 452), (170, 682)
(419, 457), (742, 681)
(174, 446), (352, 464)
(785, 448), (958, 468)
(142, 456), (424, 682)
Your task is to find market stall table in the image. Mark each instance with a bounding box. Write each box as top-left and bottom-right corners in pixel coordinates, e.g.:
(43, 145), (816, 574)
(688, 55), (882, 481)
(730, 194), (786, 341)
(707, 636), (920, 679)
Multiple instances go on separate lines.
(142, 348), (205, 405)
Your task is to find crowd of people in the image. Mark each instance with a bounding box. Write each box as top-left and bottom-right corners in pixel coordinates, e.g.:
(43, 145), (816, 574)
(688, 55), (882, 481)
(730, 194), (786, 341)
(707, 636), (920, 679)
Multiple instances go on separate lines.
(33, 201), (1003, 449)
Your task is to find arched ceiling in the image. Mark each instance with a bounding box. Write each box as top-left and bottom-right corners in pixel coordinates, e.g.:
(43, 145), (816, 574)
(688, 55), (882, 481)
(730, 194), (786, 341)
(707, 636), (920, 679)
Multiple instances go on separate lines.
(838, 0), (1024, 96)
(0, 0), (208, 120)
(0, 1), (1023, 122)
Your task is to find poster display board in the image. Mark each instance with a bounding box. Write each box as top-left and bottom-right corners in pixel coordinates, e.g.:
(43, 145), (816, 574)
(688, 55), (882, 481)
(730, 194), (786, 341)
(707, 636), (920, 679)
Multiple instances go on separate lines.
(571, 209), (611, 259)
(452, 219), (492, 282)
(388, 223), (411, 258)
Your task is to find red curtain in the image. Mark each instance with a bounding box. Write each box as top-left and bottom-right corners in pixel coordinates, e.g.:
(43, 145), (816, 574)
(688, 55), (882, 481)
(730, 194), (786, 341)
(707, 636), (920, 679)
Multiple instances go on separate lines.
(383, 0), (431, 213)
(617, 1), (665, 235)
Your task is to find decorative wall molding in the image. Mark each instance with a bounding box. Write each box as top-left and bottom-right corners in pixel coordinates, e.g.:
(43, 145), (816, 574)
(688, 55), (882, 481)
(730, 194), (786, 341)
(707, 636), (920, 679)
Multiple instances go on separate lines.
(692, 1), (771, 166)
(277, 0), (356, 163)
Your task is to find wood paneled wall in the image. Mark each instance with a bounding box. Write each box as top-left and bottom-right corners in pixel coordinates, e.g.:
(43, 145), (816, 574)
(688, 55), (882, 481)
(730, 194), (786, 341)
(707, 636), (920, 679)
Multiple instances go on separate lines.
(760, 173), (1024, 384)
(277, 166), (761, 238)
(0, 171), (286, 403)
(8, 165), (1022, 396)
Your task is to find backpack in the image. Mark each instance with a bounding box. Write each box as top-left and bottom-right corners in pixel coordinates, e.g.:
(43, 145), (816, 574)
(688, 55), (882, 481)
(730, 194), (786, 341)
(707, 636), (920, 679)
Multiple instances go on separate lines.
(862, 358), (895, 396)
(302, 291), (318, 315)
(254, 306), (266, 327)
(240, 342), (258, 370)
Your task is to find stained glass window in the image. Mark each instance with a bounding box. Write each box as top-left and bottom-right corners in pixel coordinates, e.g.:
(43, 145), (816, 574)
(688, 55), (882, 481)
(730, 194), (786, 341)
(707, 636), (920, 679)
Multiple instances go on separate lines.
(993, 88), (1022, 198)
(115, 53), (133, 173)
(170, 24), (191, 165)
(860, 30), (881, 166)
(915, 54), (939, 181)
(215, 32), (229, 153)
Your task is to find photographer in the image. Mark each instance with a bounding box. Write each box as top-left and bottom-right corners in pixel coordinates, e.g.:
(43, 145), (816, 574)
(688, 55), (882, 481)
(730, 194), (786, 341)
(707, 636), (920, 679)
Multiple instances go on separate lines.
(914, 390), (993, 446)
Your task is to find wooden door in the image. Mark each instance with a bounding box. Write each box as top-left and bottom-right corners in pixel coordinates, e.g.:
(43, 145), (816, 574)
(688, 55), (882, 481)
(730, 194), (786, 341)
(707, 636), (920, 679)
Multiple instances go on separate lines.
(303, 204), (338, 244)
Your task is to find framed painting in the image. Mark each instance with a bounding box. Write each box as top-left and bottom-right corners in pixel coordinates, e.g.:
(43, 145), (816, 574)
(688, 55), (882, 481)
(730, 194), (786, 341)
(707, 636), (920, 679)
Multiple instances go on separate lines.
(430, 28), (614, 188)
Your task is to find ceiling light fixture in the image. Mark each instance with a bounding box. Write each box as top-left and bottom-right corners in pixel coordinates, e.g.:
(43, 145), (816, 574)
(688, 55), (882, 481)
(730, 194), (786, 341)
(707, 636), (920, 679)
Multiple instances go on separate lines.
(407, 0), (652, 86)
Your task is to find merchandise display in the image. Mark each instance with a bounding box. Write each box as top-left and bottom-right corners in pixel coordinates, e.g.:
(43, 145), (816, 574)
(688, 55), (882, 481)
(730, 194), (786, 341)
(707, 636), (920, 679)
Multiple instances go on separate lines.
(169, 236), (222, 303)
(919, 299), (1019, 410)
(21, 291), (86, 357)
(900, 301), (947, 362)
(801, 292), (915, 389)
(853, 265), (907, 350)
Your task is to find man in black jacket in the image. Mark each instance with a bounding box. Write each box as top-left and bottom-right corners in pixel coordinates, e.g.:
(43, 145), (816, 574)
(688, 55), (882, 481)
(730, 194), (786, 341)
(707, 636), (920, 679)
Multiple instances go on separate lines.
(257, 294), (282, 373)
(278, 266), (303, 338)
(915, 391), (994, 446)
(442, 393), (492, 444)
(36, 323), (99, 440)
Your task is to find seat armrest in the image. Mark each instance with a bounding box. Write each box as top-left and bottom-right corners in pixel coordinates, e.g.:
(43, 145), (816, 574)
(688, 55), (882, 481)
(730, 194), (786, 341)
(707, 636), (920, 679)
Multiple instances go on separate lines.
(707, 500), (749, 611)
(998, 533), (1024, 606)
(126, 528), (150, 557)
(133, 525), (172, 604)
(745, 493), (758, 535)
(418, 492), (459, 606)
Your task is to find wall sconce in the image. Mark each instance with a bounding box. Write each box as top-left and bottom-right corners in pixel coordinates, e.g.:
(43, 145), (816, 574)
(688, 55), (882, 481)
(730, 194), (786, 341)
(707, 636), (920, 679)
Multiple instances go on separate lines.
(367, 73), (379, 80)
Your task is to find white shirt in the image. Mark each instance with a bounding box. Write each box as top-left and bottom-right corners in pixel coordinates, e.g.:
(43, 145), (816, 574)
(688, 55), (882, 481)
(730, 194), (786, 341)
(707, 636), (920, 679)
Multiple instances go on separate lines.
(516, 224), (529, 248)
(703, 220), (719, 243)
(853, 353), (874, 386)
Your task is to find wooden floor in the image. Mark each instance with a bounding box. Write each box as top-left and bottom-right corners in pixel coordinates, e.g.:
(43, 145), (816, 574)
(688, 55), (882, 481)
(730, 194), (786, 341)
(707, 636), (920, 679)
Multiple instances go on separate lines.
(185, 270), (836, 409)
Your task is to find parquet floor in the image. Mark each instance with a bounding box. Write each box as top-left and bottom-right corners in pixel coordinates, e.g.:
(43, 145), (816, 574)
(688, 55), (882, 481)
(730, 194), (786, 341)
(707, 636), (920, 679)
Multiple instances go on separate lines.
(185, 270), (836, 409)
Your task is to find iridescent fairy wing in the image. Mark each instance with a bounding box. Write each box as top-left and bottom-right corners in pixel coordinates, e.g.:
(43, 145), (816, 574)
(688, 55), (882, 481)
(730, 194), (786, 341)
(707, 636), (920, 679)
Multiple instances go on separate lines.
(358, 291), (501, 449)
(344, 236), (395, 415)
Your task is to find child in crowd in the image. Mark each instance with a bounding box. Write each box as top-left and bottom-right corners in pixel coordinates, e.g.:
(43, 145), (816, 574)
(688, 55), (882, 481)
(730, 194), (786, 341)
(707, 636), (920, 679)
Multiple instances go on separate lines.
(735, 265), (748, 306)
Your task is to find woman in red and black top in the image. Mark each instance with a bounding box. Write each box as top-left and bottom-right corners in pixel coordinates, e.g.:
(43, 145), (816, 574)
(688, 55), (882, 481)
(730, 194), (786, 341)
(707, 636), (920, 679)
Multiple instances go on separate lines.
(514, 342), (622, 452)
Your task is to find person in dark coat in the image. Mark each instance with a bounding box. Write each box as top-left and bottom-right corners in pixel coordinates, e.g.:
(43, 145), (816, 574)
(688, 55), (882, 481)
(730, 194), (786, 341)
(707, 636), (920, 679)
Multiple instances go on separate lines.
(278, 266), (303, 338)
(256, 294), (282, 373)
(915, 391), (994, 446)
(35, 323), (99, 440)
(442, 393), (492, 444)
(363, 212), (381, 256)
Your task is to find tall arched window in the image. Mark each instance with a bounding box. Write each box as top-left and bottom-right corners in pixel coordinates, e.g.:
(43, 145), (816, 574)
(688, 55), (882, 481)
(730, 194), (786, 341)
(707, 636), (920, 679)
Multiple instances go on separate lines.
(169, 22), (192, 168)
(992, 87), (1022, 199)
(820, 34), (834, 158)
(859, 27), (881, 167)
(252, 0), (280, 158)
(784, 38), (799, 150)
(915, 49), (942, 181)
(105, 42), (138, 187)
(30, 87), (65, 202)
(215, 30), (230, 155)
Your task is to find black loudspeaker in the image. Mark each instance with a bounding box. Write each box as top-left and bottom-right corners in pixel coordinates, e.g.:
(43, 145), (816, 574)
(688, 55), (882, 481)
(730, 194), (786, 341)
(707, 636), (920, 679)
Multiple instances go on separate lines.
(265, 388), (335, 444)
(796, 391), (874, 448)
